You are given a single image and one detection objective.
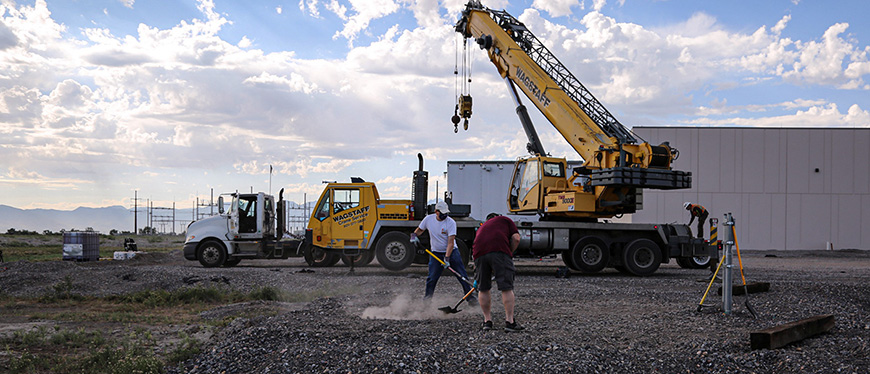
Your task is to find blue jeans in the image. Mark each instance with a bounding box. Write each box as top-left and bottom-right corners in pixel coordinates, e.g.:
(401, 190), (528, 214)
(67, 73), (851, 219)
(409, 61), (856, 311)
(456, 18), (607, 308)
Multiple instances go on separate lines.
(425, 251), (473, 298)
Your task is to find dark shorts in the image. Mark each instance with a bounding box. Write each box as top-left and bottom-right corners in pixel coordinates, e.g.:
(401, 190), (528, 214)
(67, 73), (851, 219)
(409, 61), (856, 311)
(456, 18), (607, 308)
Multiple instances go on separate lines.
(474, 252), (515, 292)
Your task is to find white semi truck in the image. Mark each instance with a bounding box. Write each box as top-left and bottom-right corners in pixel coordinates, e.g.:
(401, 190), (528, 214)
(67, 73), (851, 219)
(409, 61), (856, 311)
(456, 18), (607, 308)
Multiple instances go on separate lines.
(182, 189), (303, 267)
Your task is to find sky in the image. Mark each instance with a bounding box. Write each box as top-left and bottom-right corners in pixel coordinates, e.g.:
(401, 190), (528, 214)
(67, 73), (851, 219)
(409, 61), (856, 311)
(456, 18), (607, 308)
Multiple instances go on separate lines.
(1, 0), (868, 212)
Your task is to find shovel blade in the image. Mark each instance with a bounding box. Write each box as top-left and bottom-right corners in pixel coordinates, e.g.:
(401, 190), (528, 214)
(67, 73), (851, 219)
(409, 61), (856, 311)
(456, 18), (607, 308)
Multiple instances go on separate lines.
(439, 306), (460, 314)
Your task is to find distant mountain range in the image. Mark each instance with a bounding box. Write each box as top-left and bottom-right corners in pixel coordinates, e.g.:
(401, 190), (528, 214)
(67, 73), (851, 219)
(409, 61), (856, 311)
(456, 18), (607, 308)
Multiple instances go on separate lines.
(0, 203), (313, 234)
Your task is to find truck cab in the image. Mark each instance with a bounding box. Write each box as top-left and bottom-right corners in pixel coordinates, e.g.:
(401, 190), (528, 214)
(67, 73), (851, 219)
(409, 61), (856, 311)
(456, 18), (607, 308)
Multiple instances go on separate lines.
(183, 191), (300, 267)
(229, 192), (275, 240)
(306, 181), (419, 269)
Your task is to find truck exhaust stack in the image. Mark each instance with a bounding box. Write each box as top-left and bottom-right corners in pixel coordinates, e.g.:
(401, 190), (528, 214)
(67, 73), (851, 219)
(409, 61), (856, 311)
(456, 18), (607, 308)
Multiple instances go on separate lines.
(412, 153), (428, 220)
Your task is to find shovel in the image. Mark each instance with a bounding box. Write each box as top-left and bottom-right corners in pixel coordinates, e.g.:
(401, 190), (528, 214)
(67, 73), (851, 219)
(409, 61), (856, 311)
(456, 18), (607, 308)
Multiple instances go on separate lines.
(425, 249), (477, 314)
(424, 249), (475, 287)
(439, 286), (476, 314)
(732, 226), (759, 318)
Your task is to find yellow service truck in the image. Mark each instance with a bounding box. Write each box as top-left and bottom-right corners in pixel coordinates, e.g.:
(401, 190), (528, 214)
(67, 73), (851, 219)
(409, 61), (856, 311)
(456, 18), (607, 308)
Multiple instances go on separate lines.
(302, 154), (480, 270)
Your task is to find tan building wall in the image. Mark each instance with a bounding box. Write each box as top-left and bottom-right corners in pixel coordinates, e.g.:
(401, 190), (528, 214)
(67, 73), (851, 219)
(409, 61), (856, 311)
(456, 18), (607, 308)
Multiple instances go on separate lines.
(632, 127), (870, 250)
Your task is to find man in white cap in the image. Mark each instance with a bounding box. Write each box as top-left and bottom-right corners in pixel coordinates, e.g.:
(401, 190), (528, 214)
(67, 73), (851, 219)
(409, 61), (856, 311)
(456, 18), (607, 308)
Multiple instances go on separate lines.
(412, 201), (475, 301)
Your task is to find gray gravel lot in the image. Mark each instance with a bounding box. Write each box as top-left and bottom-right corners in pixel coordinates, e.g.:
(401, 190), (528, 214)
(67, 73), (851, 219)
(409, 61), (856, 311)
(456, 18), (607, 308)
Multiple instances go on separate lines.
(1, 250), (868, 373)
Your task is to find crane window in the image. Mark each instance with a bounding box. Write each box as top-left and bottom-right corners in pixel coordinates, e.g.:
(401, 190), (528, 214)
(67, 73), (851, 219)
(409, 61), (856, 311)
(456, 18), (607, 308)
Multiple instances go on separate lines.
(542, 162), (564, 177)
(333, 189), (360, 214)
(520, 159), (539, 201)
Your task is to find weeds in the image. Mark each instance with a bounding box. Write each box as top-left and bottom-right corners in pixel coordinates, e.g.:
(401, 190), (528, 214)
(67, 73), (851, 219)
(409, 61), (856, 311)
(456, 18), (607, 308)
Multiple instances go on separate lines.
(39, 276), (84, 302)
(166, 332), (203, 365)
(107, 285), (290, 307)
(1, 282), (348, 373)
(3, 327), (163, 374)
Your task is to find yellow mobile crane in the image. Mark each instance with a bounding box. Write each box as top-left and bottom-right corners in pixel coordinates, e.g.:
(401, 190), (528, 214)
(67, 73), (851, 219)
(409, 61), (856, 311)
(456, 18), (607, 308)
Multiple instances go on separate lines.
(455, 1), (689, 219)
(453, 1), (714, 275)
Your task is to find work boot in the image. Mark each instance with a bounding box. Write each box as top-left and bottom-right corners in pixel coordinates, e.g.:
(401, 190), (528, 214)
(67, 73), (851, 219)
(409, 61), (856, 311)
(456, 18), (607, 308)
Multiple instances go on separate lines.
(504, 320), (525, 332)
(466, 297), (478, 307)
(482, 321), (492, 331)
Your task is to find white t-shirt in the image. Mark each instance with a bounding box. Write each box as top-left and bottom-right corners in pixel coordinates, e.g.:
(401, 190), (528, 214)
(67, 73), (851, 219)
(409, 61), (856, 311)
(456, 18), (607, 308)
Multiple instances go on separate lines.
(418, 214), (456, 253)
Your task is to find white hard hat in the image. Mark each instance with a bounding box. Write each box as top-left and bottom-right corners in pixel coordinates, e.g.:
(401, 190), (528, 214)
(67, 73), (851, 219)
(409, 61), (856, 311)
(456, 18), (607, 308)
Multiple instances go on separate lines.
(683, 202), (691, 209)
(435, 201), (450, 214)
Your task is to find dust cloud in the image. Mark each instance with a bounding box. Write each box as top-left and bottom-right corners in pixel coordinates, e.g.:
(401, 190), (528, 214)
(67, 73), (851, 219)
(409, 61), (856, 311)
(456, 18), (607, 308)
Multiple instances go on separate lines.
(361, 293), (476, 320)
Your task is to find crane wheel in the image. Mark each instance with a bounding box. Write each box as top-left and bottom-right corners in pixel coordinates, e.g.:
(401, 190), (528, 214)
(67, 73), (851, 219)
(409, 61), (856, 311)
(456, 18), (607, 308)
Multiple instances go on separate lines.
(570, 236), (610, 273)
(622, 238), (662, 276)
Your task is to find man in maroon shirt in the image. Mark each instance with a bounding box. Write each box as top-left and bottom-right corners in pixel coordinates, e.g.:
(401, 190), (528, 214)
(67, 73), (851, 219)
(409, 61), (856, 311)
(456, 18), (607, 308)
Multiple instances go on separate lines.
(473, 213), (523, 332)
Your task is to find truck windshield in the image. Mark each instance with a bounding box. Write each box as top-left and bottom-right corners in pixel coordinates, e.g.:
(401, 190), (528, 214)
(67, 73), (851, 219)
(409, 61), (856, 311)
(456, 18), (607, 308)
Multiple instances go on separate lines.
(314, 194), (330, 221)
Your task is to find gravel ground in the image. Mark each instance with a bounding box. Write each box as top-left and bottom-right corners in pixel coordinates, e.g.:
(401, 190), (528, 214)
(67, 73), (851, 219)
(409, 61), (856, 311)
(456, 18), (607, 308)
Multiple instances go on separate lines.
(1, 250), (868, 373)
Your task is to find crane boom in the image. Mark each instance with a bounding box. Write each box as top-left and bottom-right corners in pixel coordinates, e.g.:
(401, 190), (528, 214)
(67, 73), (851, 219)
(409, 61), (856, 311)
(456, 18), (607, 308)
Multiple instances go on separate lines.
(455, 1), (690, 218)
(458, 4), (637, 147)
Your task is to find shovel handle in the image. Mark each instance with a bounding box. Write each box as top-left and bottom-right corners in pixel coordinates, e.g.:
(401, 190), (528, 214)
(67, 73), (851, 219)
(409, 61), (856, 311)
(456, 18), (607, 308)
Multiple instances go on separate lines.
(425, 249), (475, 287)
(731, 226), (748, 285)
(425, 249), (447, 266)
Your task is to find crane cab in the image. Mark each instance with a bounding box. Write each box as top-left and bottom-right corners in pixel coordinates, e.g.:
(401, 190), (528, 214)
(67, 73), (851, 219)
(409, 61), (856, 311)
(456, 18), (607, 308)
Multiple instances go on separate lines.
(508, 156), (636, 218)
(508, 156), (588, 214)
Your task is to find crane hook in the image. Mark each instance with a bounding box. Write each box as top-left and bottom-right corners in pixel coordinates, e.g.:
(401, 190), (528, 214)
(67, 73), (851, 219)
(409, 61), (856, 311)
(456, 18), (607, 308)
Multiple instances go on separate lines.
(452, 104), (461, 133)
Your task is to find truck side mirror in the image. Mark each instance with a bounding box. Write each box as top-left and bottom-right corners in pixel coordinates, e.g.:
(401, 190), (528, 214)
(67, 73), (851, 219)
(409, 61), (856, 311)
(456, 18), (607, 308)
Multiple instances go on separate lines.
(218, 196), (224, 214)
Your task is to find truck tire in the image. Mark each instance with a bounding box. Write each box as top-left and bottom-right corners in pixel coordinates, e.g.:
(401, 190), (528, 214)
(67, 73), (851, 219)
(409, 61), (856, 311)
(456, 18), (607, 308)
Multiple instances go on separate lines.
(689, 255), (712, 269)
(197, 240), (227, 268)
(375, 232), (416, 271)
(340, 250), (375, 267)
(622, 238), (662, 276)
(570, 236), (610, 273)
(304, 245), (340, 267)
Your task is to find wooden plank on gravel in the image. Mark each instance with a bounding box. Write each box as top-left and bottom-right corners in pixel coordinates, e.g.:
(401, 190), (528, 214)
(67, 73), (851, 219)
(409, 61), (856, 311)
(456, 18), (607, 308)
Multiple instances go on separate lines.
(750, 314), (835, 350)
(717, 282), (770, 295)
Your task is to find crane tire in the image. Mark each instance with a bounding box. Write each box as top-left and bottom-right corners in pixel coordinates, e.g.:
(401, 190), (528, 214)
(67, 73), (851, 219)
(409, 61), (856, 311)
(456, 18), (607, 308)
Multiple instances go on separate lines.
(622, 238), (662, 276)
(570, 236), (610, 273)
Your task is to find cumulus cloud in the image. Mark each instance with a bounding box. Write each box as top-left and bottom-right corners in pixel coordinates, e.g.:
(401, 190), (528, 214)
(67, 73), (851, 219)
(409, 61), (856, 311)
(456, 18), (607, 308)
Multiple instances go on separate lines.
(0, 19), (19, 49)
(299, 0), (321, 17)
(331, 0), (400, 46)
(532, 0), (582, 17)
(686, 103), (870, 127)
(243, 72), (320, 94)
(780, 23), (869, 88)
